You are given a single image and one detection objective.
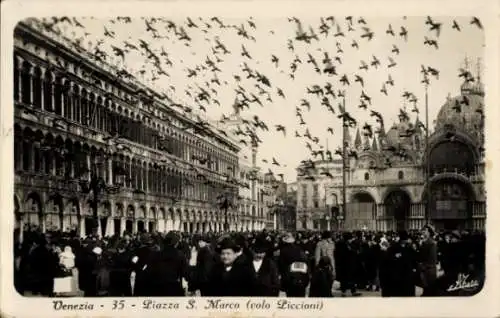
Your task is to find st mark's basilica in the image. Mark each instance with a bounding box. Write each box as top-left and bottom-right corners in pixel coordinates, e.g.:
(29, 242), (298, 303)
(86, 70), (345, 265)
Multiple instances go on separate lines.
(296, 63), (486, 232)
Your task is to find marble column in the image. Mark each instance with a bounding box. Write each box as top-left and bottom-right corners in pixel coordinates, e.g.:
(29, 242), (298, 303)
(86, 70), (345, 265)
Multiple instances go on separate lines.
(40, 68), (46, 110)
(107, 158), (113, 185)
(105, 218), (113, 236)
(120, 218), (125, 236)
(97, 218), (103, 238)
(29, 68), (34, 106)
(306, 217), (313, 230)
(79, 218), (85, 238)
(18, 216), (25, 244)
(16, 56), (23, 103)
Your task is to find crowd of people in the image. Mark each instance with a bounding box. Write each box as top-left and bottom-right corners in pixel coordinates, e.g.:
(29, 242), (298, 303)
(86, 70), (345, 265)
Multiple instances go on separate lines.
(13, 225), (485, 298)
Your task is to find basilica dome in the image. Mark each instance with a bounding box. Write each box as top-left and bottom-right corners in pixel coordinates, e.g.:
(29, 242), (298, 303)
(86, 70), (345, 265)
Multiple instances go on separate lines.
(385, 124), (400, 146)
(385, 121), (415, 149)
(434, 80), (484, 138)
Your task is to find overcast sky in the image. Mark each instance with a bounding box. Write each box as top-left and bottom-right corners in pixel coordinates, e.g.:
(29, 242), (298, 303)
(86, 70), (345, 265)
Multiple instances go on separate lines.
(46, 15), (484, 182)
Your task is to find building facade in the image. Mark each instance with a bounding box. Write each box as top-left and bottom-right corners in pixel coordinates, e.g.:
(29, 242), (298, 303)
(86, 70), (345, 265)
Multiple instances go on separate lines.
(13, 19), (240, 240)
(236, 160), (267, 230)
(297, 75), (486, 232)
(296, 160), (343, 230)
(270, 181), (297, 231)
(217, 112), (270, 231)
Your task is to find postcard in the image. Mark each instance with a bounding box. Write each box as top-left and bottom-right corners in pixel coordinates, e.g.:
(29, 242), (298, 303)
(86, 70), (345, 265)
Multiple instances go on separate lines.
(1, 0), (499, 317)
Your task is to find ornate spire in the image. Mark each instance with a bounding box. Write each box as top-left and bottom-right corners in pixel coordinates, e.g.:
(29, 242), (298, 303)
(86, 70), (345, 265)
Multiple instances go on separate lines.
(414, 116), (423, 133)
(476, 57), (482, 83)
(354, 128), (362, 149)
(363, 135), (371, 150)
(463, 54), (471, 72)
(371, 136), (378, 151)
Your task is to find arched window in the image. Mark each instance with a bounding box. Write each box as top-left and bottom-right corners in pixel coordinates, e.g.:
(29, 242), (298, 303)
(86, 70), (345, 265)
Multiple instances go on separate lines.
(43, 71), (53, 111)
(14, 56), (19, 101)
(398, 171), (404, 180)
(33, 68), (42, 108)
(364, 172), (370, 181)
(54, 76), (63, 116)
(21, 61), (32, 105)
(22, 140), (32, 171)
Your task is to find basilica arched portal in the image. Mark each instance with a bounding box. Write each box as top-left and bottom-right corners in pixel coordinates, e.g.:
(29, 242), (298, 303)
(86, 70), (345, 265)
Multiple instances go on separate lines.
(345, 192), (376, 230)
(424, 136), (478, 230)
(384, 189), (412, 231)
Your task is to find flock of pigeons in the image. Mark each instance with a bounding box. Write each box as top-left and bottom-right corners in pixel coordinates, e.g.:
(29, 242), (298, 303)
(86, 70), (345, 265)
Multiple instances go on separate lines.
(38, 15), (484, 190)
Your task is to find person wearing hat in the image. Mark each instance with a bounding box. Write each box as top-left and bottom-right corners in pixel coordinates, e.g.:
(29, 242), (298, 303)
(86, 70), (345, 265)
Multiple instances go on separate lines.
(248, 235), (280, 297)
(136, 231), (188, 296)
(27, 234), (59, 297)
(309, 256), (335, 297)
(206, 238), (253, 296)
(335, 232), (361, 297)
(314, 231), (335, 280)
(130, 233), (157, 296)
(380, 230), (417, 297)
(188, 234), (217, 296)
(109, 240), (134, 296)
(278, 232), (309, 297)
(419, 224), (438, 296)
(233, 233), (252, 265)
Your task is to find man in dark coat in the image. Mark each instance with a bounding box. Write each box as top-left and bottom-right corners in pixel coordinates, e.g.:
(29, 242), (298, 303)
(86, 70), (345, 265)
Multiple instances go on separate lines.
(109, 241), (134, 296)
(206, 238), (253, 296)
(76, 241), (96, 297)
(278, 232), (309, 297)
(419, 225), (438, 296)
(364, 236), (381, 291)
(335, 232), (361, 297)
(130, 234), (156, 296)
(188, 234), (217, 296)
(139, 231), (189, 296)
(248, 235), (280, 297)
(380, 231), (417, 297)
(233, 233), (252, 265)
(30, 235), (59, 296)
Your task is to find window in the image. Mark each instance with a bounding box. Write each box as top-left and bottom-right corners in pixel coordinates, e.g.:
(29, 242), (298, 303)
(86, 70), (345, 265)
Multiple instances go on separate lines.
(301, 199), (307, 208)
(313, 200), (319, 208)
(301, 184), (307, 196)
(313, 184), (319, 195)
(398, 171), (404, 180)
(364, 172), (370, 180)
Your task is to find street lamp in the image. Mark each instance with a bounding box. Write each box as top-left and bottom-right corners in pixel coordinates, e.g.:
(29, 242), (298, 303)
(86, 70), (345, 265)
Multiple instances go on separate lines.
(267, 199), (284, 231)
(78, 154), (126, 237)
(324, 214), (331, 231)
(217, 189), (235, 232)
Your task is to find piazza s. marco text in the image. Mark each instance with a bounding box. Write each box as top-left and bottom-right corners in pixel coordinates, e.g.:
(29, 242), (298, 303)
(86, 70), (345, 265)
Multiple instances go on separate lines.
(51, 298), (323, 311)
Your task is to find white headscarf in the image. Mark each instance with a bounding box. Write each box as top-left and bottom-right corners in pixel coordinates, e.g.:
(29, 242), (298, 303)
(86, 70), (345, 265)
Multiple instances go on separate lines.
(59, 246), (75, 269)
(92, 246), (103, 255)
